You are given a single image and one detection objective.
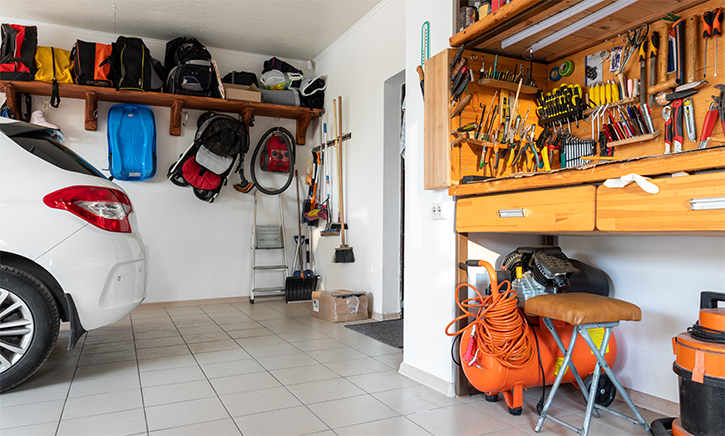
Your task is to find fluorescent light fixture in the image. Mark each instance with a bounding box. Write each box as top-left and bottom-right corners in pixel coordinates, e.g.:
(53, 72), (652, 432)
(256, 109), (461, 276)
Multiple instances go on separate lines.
(498, 209), (526, 218)
(690, 197), (725, 211)
(527, 0), (640, 54)
(501, 0), (608, 49)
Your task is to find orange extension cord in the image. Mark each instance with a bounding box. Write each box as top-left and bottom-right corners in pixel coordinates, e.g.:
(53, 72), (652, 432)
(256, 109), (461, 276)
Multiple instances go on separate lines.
(445, 260), (535, 369)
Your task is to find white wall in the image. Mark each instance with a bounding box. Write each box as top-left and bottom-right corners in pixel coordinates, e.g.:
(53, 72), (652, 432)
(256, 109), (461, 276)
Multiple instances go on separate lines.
(0, 16), (312, 303)
(310, 0), (406, 318)
(400, 0), (458, 392)
(559, 235), (725, 403)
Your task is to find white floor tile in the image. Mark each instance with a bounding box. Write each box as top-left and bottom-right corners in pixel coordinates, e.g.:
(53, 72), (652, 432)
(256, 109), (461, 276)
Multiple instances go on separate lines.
(306, 346), (367, 363)
(209, 371), (282, 396)
(0, 421), (59, 436)
(406, 403), (512, 436)
(220, 386), (302, 417)
(145, 397), (230, 431)
(142, 379), (217, 406)
(68, 371), (140, 398)
(140, 365), (206, 388)
(200, 358), (266, 379)
(149, 418), (242, 436)
(270, 363), (341, 385)
(256, 351), (319, 371)
(188, 340), (241, 354)
(138, 353), (198, 372)
(323, 356), (393, 377)
(307, 394), (400, 429)
(335, 416), (432, 436)
(233, 405), (329, 436)
(62, 389), (143, 420)
(0, 399), (65, 430)
(192, 348), (252, 365)
(57, 408), (147, 436)
(372, 385), (461, 415)
(285, 377), (366, 404)
(346, 369), (420, 393)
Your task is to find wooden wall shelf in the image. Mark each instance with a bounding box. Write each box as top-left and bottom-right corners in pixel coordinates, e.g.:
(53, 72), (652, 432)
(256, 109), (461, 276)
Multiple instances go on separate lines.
(0, 80), (322, 145)
(476, 78), (538, 94)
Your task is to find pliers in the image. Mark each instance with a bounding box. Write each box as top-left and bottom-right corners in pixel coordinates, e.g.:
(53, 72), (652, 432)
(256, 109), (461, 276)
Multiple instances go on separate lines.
(511, 125), (540, 171)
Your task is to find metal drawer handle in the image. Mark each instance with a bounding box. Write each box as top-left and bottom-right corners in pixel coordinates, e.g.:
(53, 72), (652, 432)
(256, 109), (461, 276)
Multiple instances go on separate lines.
(690, 197), (725, 211)
(498, 209), (525, 218)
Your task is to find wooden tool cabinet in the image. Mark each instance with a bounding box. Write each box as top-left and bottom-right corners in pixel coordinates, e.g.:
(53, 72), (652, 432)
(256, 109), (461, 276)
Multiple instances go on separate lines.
(435, 0), (725, 397)
(425, 0), (725, 235)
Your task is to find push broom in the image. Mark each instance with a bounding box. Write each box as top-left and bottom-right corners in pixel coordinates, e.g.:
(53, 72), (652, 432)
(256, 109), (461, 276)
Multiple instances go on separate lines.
(332, 96), (354, 263)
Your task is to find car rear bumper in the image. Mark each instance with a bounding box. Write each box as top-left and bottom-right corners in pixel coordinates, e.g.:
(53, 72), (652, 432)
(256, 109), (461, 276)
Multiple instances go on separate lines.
(35, 225), (147, 331)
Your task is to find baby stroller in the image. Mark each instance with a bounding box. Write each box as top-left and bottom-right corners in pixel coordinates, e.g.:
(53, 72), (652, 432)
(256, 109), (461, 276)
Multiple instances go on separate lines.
(168, 111), (249, 202)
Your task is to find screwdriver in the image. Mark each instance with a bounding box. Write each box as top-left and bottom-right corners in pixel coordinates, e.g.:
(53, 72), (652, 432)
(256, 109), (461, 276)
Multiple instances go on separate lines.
(714, 9), (723, 78)
(703, 9), (723, 78)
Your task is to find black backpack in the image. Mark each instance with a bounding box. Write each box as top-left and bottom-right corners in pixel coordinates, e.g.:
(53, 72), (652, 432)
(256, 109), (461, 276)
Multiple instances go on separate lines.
(0, 23), (37, 81)
(164, 37), (218, 97)
(109, 36), (164, 92)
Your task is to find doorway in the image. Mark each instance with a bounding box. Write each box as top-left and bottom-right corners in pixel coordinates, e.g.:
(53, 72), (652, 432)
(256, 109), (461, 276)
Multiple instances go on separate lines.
(382, 70), (406, 319)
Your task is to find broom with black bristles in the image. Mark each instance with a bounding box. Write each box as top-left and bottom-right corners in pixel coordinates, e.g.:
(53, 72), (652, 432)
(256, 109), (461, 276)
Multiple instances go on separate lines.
(332, 96), (354, 263)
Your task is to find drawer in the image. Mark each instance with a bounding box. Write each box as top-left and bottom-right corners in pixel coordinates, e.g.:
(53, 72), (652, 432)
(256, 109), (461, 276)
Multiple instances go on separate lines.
(596, 172), (725, 232)
(456, 186), (596, 233)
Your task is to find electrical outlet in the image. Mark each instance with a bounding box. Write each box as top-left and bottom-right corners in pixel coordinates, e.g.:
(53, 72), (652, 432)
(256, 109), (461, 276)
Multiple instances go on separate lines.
(431, 202), (446, 220)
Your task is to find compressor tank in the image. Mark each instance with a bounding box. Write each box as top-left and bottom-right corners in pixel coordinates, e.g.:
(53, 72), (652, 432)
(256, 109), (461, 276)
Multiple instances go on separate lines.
(460, 316), (618, 413)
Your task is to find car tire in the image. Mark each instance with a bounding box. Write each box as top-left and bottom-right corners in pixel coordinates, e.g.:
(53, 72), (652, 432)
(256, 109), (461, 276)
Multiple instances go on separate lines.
(0, 265), (60, 393)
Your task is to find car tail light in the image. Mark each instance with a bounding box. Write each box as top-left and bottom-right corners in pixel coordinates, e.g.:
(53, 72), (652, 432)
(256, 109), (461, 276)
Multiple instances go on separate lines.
(43, 186), (134, 233)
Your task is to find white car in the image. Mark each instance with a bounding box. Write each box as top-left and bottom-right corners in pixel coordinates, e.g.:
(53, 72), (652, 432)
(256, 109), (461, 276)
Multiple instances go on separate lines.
(0, 117), (147, 392)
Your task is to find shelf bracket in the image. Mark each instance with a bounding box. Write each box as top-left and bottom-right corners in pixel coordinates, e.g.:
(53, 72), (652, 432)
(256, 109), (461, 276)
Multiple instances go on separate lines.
(239, 108), (254, 129)
(170, 99), (184, 136)
(84, 91), (98, 131)
(296, 113), (312, 146)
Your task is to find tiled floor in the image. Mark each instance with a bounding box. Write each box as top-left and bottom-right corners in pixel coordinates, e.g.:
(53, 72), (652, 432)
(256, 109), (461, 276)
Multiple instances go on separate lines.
(0, 298), (666, 436)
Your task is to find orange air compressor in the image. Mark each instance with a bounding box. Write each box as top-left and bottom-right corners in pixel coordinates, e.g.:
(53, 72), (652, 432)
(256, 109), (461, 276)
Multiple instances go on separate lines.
(447, 257), (618, 415)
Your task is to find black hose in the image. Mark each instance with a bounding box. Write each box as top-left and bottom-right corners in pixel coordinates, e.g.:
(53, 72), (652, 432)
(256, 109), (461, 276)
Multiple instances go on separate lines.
(688, 322), (725, 344)
(249, 127), (296, 195)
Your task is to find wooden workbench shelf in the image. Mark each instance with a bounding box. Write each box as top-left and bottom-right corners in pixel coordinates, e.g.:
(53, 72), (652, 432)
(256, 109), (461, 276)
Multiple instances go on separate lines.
(0, 80), (322, 145)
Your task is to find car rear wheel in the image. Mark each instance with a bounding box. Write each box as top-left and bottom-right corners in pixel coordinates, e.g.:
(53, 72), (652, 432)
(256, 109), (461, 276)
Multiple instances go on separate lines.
(0, 265), (59, 393)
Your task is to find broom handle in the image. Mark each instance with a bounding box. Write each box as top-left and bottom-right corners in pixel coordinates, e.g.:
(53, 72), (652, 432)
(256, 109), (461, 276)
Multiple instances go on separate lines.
(336, 96), (346, 246)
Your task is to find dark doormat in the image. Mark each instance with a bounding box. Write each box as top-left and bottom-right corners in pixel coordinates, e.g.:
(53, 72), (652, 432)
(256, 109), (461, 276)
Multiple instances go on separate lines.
(345, 319), (403, 349)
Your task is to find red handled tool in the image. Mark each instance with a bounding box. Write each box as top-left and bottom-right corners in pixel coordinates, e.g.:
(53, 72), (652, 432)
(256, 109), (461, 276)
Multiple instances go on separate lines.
(698, 101), (719, 149)
(662, 105), (672, 154)
(671, 99), (684, 153)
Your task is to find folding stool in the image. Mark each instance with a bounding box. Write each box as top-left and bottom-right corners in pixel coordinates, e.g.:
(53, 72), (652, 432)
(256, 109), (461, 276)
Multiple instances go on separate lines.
(524, 293), (653, 436)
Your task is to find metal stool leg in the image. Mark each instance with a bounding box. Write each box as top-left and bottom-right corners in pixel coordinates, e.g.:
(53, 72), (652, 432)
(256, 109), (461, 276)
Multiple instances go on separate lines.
(542, 318), (600, 418)
(579, 325), (653, 436)
(535, 326), (580, 433)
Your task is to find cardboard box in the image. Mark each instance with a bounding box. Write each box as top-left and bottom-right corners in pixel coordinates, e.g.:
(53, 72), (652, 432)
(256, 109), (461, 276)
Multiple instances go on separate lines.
(311, 290), (369, 322)
(223, 83), (261, 103)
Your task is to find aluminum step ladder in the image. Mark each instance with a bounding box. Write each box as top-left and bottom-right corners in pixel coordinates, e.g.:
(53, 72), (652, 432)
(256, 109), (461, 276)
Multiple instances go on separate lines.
(249, 191), (287, 304)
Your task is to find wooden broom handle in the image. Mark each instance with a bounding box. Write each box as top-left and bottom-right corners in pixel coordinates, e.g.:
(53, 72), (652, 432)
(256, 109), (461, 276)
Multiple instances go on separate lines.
(336, 96), (346, 246)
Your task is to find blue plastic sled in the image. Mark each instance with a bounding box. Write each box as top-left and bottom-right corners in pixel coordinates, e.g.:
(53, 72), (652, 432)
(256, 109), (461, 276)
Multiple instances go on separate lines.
(107, 104), (156, 181)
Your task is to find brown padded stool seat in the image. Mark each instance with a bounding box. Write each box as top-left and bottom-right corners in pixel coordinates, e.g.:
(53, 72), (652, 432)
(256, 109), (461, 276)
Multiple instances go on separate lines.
(524, 293), (641, 326)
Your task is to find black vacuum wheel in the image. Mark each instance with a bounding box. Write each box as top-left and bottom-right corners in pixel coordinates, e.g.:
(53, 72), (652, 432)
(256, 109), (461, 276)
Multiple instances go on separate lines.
(584, 373), (617, 407)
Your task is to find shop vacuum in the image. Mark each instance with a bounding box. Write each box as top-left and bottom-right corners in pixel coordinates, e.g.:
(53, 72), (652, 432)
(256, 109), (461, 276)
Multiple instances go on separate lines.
(652, 291), (725, 436)
(446, 247), (615, 415)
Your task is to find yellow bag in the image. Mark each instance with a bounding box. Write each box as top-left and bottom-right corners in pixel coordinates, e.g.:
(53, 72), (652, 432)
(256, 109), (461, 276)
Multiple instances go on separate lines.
(35, 46), (73, 83)
(34, 46), (72, 107)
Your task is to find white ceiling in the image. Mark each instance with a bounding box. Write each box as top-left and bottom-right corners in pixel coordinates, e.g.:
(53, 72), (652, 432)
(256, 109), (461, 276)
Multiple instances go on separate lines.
(1, 0), (382, 60)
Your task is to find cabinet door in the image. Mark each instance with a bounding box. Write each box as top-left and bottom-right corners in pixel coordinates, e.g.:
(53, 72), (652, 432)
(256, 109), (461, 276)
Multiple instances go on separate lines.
(597, 172), (725, 232)
(423, 49), (453, 190)
(456, 186), (596, 233)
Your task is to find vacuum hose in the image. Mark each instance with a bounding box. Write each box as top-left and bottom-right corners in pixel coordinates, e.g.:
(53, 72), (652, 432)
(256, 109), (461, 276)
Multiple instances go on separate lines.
(249, 126), (296, 195)
(445, 260), (535, 369)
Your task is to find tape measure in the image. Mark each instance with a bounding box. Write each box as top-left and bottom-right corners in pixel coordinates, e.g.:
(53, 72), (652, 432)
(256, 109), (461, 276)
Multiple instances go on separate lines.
(421, 21), (430, 66)
(559, 60), (574, 76)
(549, 67), (562, 81)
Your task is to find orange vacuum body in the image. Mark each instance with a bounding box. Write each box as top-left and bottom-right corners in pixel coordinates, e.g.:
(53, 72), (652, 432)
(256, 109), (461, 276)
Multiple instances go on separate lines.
(460, 316), (618, 412)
